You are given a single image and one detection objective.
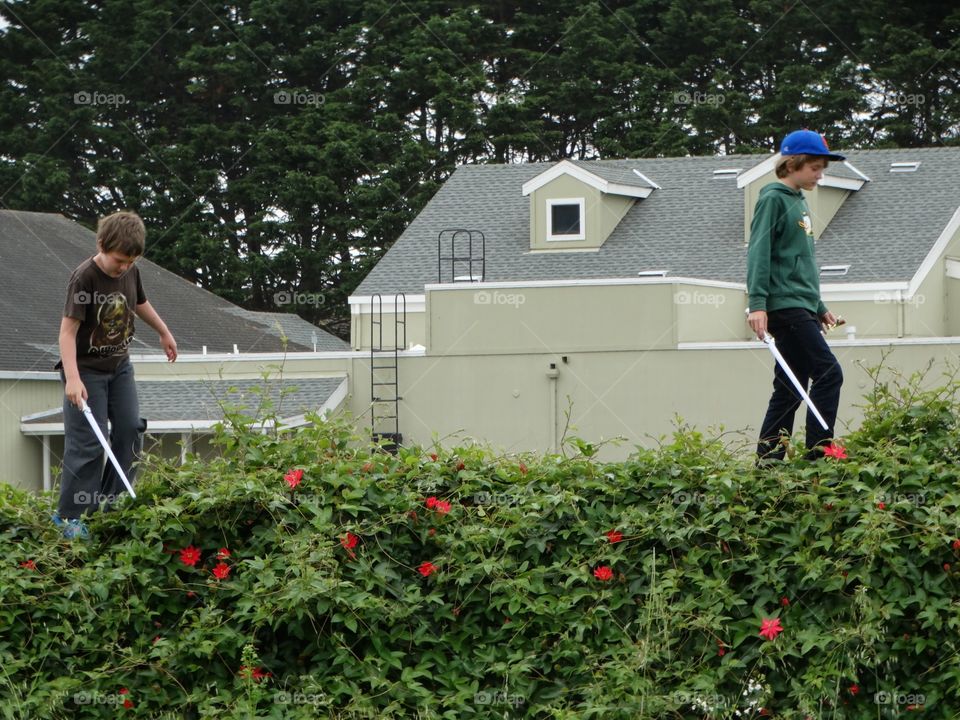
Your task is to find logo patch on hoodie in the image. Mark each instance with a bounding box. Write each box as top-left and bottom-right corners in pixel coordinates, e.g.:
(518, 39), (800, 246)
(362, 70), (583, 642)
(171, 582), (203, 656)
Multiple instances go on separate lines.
(799, 214), (813, 237)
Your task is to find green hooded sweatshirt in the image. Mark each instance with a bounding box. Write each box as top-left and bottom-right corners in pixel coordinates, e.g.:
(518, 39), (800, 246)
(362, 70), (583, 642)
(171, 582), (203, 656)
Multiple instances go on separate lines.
(746, 182), (828, 316)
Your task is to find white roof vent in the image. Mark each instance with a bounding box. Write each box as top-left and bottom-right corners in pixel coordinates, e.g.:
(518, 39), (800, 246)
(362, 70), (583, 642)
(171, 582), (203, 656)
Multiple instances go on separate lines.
(713, 168), (742, 178)
(637, 270), (668, 277)
(820, 264), (851, 277)
(890, 161), (921, 173)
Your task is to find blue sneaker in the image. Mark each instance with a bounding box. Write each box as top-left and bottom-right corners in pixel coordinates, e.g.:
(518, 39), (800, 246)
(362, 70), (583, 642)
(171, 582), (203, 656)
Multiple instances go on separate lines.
(52, 513), (89, 540)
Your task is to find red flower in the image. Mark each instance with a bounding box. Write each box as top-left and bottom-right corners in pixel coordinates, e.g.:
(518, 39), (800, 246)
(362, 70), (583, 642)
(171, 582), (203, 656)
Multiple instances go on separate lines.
(717, 647), (725, 656)
(456, 461), (465, 471)
(19, 560), (36, 570)
(418, 561), (437, 577)
(179, 546), (201, 567)
(605, 529), (623, 544)
(952, 539), (960, 551)
(945, 563), (951, 571)
(251, 667), (270, 681)
(429, 453), (438, 461)
(119, 688), (128, 695)
(361, 461), (373, 472)
(284, 468), (304, 489)
(212, 562), (231, 580)
(877, 502), (886, 510)
(186, 591), (196, 598)
(593, 565), (614, 581)
(428, 528), (436, 536)
(519, 462), (528, 474)
(425, 496), (438, 509)
(849, 684), (860, 696)
(758, 617), (784, 641)
(780, 596), (790, 606)
(435, 500), (451, 514)
(823, 443), (847, 459)
(824, 503), (835, 510)
(341, 532), (359, 550)
(216, 548), (231, 560)
(123, 699), (133, 709)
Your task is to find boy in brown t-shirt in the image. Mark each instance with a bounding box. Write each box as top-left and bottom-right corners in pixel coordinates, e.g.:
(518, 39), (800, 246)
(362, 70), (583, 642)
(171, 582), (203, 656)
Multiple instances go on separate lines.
(53, 211), (178, 538)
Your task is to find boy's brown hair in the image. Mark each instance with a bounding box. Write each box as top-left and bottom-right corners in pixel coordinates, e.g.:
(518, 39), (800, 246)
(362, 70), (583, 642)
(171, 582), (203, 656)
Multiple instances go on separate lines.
(96, 211), (145, 257)
(775, 154), (829, 179)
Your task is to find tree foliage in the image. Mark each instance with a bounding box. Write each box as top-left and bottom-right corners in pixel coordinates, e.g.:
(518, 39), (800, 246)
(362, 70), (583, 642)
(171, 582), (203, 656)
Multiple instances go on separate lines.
(1, 0), (958, 336)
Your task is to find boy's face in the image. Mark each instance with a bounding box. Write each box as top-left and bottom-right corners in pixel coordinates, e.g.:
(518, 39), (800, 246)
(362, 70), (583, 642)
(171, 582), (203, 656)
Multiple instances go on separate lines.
(790, 158), (827, 191)
(97, 248), (140, 278)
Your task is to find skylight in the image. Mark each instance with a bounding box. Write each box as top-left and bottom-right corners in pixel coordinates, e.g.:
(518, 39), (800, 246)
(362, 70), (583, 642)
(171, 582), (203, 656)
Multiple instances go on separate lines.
(713, 169), (742, 178)
(820, 264), (850, 277)
(889, 162), (920, 173)
(637, 270), (668, 277)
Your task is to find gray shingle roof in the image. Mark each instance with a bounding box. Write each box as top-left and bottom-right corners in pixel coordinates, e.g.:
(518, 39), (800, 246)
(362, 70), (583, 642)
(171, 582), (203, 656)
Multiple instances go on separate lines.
(568, 160), (659, 188)
(354, 148), (960, 296)
(22, 376), (346, 427)
(0, 211), (346, 371)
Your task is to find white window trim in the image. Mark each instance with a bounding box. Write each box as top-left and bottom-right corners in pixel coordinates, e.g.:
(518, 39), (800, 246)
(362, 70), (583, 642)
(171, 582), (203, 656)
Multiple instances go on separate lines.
(546, 198), (586, 241)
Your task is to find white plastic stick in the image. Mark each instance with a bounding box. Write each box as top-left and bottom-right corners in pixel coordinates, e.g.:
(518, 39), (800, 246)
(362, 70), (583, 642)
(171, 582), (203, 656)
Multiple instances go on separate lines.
(80, 401), (137, 499)
(762, 334), (829, 431)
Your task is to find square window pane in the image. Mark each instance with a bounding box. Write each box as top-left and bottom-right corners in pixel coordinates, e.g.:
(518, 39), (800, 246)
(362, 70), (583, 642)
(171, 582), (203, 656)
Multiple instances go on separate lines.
(551, 204), (580, 235)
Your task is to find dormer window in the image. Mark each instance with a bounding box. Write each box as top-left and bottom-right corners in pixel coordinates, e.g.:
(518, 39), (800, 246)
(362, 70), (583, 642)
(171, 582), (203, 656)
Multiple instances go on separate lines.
(547, 198), (585, 241)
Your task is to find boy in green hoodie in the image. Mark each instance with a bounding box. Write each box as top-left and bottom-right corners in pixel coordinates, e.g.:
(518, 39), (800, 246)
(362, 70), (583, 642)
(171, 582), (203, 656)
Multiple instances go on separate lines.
(747, 129), (845, 462)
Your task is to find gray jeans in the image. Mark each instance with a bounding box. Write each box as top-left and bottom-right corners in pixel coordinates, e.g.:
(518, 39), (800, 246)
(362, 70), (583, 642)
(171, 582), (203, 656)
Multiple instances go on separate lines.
(57, 358), (147, 518)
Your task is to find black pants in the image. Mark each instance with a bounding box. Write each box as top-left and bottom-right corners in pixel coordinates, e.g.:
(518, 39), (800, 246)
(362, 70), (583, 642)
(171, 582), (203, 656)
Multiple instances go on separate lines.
(57, 358), (146, 518)
(757, 308), (843, 460)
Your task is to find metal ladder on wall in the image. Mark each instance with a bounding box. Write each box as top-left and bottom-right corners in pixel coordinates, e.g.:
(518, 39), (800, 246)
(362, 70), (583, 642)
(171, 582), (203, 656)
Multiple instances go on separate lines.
(437, 229), (485, 283)
(370, 292), (406, 452)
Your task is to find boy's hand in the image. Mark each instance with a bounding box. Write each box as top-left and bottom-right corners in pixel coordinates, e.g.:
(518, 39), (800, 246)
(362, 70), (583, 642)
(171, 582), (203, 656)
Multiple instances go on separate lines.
(65, 377), (88, 409)
(820, 310), (838, 332)
(747, 310), (768, 341)
(160, 331), (178, 362)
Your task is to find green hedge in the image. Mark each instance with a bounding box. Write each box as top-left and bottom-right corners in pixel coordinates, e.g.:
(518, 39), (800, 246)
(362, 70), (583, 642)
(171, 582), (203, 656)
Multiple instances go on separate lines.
(2, 366), (960, 719)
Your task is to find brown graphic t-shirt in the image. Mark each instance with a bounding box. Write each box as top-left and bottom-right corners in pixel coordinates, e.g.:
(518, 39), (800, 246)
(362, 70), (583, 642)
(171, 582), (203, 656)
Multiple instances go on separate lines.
(62, 257), (146, 372)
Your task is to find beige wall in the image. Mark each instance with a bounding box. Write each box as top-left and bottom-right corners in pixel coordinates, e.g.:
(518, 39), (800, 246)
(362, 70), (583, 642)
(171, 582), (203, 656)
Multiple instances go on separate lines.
(0, 378), (64, 490)
(348, 340), (960, 462)
(352, 309), (425, 351)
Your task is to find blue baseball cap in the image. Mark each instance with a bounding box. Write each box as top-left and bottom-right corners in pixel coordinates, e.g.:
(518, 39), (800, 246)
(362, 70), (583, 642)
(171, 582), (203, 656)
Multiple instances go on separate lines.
(779, 130), (845, 161)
